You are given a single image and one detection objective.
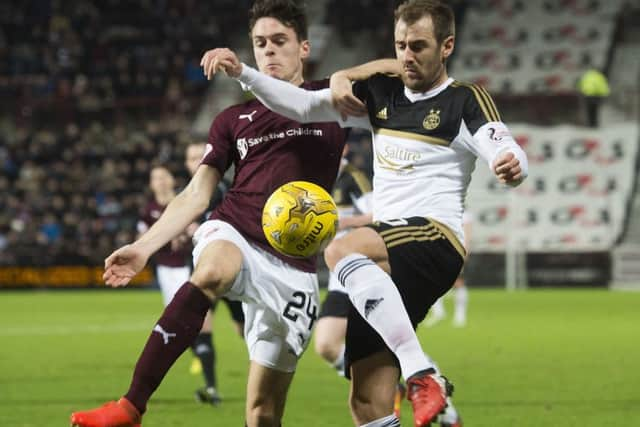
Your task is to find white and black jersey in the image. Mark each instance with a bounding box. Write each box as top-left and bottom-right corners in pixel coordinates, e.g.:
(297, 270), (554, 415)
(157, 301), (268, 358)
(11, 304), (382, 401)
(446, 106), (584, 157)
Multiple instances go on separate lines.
(349, 74), (517, 245)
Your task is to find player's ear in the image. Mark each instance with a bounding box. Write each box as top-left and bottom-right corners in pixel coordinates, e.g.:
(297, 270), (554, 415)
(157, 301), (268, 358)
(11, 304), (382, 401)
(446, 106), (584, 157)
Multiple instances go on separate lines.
(441, 35), (454, 61)
(300, 39), (310, 60)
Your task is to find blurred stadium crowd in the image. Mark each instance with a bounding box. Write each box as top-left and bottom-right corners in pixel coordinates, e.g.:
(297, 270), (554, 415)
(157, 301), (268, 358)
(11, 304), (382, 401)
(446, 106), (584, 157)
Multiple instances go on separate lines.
(0, 0), (252, 265)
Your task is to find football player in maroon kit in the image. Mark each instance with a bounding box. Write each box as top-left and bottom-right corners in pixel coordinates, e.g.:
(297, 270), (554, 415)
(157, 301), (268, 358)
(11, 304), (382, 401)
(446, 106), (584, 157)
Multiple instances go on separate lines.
(70, 1), (348, 426)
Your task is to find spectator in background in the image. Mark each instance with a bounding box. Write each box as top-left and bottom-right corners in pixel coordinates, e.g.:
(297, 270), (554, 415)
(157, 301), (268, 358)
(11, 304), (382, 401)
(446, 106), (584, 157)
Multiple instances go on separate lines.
(578, 68), (610, 128)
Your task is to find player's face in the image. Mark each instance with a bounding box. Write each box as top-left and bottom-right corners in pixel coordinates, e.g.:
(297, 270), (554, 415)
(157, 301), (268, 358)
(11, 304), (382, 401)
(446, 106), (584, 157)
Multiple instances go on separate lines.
(251, 17), (310, 86)
(394, 16), (454, 92)
(185, 144), (205, 176)
(149, 167), (174, 196)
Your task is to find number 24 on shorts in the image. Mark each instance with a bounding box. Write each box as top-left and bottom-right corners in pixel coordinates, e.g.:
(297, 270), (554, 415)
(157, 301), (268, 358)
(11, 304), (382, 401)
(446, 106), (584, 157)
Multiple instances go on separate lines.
(283, 291), (318, 331)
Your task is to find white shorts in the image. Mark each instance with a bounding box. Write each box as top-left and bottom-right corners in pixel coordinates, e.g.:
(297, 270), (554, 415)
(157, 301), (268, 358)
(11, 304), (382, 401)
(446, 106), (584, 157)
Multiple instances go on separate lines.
(193, 220), (319, 373)
(156, 265), (191, 306)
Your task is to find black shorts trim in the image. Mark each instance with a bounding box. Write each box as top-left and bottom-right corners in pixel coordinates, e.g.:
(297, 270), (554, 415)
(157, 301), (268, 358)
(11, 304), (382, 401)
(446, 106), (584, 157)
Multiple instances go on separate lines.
(319, 291), (351, 318)
(344, 217), (464, 378)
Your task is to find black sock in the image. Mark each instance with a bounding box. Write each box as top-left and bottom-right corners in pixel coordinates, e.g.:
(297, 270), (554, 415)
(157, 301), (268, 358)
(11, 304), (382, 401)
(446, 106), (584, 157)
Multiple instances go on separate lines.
(192, 332), (216, 389)
(124, 282), (210, 414)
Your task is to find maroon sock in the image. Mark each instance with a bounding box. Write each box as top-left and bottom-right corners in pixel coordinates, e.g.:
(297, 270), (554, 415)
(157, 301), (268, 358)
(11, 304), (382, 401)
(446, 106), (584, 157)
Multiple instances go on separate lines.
(124, 282), (210, 414)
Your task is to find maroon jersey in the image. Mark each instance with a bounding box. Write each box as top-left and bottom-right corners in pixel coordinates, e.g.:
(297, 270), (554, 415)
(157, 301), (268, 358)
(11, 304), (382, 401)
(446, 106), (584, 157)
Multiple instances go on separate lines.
(138, 199), (191, 267)
(202, 79), (348, 272)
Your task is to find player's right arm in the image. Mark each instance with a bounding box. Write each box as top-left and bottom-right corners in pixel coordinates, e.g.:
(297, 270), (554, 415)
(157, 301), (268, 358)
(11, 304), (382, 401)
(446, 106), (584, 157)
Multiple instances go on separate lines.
(103, 166), (219, 287)
(200, 48), (373, 128)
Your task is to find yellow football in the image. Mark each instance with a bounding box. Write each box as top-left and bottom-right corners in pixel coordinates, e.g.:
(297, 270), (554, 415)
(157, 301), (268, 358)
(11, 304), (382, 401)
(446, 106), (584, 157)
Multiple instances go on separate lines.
(262, 181), (339, 258)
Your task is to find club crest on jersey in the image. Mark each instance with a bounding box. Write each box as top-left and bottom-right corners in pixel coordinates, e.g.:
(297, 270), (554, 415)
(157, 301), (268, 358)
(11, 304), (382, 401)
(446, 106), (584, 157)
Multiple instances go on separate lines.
(237, 138), (248, 159)
(423, 109), (440, 130)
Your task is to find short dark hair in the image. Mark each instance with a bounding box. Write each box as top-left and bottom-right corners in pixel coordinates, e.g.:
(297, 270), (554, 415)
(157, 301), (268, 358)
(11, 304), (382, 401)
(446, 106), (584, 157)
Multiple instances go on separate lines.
(394, 0), (455, 45)
(249, 0), (308, 41)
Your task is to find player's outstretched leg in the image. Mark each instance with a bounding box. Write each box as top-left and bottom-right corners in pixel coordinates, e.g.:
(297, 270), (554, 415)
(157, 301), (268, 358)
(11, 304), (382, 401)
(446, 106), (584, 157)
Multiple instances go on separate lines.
(333, 253), (433, 378)
(70, 282), (211, 427)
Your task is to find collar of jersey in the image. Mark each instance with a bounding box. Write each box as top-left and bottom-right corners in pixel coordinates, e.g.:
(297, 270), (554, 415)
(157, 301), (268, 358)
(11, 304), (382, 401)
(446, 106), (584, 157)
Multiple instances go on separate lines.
(403, 77), (454, 103)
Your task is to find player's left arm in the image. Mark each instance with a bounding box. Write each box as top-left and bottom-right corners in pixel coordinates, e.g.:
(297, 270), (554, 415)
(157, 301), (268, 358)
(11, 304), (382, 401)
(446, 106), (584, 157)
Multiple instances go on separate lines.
(459, 85), (528, 186)
(468, 122), (528, 187)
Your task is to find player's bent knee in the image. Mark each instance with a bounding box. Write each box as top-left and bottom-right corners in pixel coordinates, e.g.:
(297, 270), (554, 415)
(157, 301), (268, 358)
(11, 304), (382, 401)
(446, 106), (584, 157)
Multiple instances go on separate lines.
(190, 264), (231, 297)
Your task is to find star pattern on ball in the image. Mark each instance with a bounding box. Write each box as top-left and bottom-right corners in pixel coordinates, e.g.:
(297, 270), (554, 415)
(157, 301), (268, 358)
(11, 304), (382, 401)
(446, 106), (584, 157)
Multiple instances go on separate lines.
(283, 184), (335, 222)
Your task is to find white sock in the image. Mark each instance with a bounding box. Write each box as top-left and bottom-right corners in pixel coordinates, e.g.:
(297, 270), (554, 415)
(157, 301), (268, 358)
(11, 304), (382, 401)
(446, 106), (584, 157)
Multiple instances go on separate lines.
(454, 286), (468, 325)
(335, 254), (432, 380)
(360, 414), (401, 427)
(432, 297), (445, 318)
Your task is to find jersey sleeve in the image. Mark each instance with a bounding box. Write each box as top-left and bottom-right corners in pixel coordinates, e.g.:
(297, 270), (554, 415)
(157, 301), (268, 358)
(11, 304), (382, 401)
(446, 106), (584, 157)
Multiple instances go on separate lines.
(236, 64), (371, 130)
(201, 111), (235, 175)
(460, 83), (502, 135)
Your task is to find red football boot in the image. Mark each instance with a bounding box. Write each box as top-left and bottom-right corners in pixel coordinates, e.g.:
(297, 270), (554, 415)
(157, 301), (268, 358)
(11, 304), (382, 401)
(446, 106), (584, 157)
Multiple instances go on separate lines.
(406, 372), (452, 427)
(70, 397), (141, 427)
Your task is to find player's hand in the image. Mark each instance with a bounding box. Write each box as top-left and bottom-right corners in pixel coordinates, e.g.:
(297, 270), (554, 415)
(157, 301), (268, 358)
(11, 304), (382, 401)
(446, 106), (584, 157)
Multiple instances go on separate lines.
(330, 71), (367, 121)
(200, 48), (242, 80)
(103, 244), (149, 287)
(493, 151), (523, 186)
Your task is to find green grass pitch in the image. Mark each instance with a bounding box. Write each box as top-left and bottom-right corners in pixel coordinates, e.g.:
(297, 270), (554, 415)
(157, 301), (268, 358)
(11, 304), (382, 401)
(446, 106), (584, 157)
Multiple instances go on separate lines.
(1, 289), (639, 426)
